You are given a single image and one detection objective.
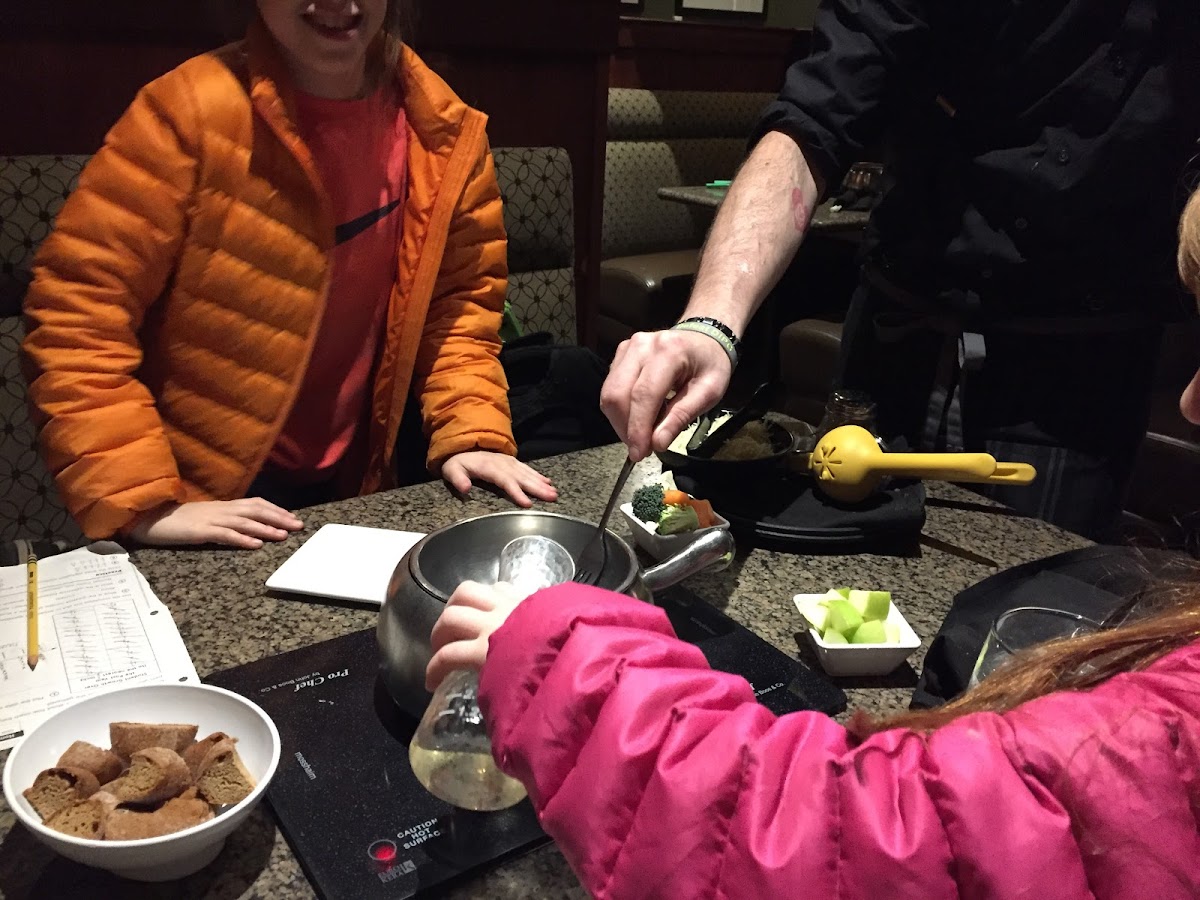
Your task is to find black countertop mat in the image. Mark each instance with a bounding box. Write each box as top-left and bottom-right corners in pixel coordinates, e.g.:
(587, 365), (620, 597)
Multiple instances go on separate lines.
(206, 584), (844, 898)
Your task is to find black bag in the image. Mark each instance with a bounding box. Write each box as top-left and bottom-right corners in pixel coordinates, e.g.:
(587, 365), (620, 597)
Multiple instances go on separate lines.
(500, 332), (617, 461)
(911, 545), (1189, 708)
(390, 332), (617, 485)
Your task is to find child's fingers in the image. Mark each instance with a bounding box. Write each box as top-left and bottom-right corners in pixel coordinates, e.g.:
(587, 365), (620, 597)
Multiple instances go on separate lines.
(431, 605), (491, 652)
(426, 639), (487, 691)
(441, 460), (474, 495)
(446, 580), (500, 612)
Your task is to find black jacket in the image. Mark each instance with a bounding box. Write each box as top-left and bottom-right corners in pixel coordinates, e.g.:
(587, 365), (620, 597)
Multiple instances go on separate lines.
(755, 0), (1200, 319)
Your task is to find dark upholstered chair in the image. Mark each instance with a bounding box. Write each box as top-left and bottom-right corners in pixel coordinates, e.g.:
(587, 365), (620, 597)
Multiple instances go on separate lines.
(595, 88), (774, 358)
(492, 146), (577, 345)
(1120, 319), (1200, 541)
(776, 318), (844, 426)
(0, 155), (88, 543)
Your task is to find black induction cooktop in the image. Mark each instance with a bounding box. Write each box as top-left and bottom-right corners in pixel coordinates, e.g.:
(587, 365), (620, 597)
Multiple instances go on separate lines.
(206, 585), (845, 899)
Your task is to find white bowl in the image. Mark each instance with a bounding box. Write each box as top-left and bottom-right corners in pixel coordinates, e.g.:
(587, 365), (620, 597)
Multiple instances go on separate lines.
(620, 502), (730, 560)
(3, 683), (280, 882)
(796, 593), (922, 677)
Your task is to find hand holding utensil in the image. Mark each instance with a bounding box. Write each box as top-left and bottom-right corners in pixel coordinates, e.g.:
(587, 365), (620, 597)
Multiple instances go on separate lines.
(575, 454), (635, 585)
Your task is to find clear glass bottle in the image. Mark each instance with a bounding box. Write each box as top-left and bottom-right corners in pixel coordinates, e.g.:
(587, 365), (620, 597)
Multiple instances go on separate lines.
(408, 669), (529, 812)
(409, 535), (574, 812)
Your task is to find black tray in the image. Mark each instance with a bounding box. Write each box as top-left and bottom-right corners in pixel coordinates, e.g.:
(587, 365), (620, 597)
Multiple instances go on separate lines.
(673, 467), (926, 553)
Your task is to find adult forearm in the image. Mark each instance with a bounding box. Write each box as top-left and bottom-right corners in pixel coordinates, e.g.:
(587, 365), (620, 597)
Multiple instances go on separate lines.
(684, 130), (824, 335)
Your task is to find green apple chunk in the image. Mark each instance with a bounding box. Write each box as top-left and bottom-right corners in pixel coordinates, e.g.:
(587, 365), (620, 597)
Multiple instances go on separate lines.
(884, 621), (902, 644)
(821, 628), (849, 645)
(848, 589), (892, 621)
(850, 619), (889, 645)
(824, 600), (863, 639)
(798, 597), (830, 633)
(821, 588), (847, 606)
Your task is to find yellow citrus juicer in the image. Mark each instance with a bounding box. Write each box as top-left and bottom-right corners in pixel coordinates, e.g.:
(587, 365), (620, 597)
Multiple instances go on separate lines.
(806, 425), (1038, 503)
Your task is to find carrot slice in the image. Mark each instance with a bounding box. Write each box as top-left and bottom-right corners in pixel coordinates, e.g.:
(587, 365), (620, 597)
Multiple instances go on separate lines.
(688, 498), (716, 528)
(663, 489), (691, 507)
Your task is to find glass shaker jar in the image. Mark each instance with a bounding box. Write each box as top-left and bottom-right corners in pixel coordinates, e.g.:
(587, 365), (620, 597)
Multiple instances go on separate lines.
(815, 389), (879, 441)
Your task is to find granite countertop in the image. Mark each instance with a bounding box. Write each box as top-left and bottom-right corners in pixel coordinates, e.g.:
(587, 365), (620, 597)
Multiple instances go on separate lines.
(0, 443), (1090, 899)
(656, 186), (872, 233)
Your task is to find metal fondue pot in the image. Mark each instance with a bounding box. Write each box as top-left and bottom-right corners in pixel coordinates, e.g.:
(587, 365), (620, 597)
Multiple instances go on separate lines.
(377, 509), (734, 716)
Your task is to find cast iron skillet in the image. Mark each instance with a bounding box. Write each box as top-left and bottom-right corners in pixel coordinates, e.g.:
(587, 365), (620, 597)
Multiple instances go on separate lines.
(657, 414), (813, 482)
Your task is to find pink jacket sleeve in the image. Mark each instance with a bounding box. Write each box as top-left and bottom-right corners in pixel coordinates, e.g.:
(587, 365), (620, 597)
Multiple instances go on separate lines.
(478, 584), (1200, 900)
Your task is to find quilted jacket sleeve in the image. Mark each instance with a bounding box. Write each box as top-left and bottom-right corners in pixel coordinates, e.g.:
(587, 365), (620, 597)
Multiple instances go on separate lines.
(751, 0), (938, 191)
(21, 72), (201, 538)
(413, 139), (516, 469)
(479, 584), (1200, 900)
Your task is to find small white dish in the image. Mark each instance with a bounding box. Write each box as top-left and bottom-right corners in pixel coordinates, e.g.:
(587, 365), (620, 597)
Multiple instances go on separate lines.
(795, 593), (922, 677)
(619, 502), (730, 560)
(3, 683), (280, 882)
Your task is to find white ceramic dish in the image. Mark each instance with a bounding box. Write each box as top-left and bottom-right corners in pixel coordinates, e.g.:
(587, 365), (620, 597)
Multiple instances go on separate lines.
(795, 593), (922, 677)
(3, 683), (280, 882)
(619, 502), (730, 560)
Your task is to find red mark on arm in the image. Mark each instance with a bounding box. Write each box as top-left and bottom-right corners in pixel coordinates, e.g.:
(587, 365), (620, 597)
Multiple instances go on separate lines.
(791, 187), (811, 234)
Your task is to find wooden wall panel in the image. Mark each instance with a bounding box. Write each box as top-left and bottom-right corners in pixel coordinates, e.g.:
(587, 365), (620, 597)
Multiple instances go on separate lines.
(0, 39), (211, 155)
(611, 16), (809, 92)
(0, 1), (243, 153)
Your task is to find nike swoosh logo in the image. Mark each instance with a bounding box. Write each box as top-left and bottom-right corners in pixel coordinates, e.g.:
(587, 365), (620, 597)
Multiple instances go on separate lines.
(335, 197), (402, 246)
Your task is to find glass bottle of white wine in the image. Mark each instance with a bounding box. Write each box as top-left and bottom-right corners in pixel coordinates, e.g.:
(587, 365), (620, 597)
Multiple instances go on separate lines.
(409, 535), (575, 812)
(408, 669), (528, 811)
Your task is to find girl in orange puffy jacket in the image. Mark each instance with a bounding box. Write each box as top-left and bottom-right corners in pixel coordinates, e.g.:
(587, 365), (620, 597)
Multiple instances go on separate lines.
(21, 0), (556, 549)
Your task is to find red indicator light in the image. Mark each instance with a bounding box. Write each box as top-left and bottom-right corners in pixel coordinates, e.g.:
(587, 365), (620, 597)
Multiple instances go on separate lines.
(368, 840), (398, 862)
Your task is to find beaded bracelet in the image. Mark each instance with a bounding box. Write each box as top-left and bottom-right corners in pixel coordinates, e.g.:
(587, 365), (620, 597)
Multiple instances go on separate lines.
(671, 316), (742, 369)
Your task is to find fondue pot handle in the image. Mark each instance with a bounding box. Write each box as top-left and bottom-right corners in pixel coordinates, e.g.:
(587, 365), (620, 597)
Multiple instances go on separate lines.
(642, 528), (735, 594)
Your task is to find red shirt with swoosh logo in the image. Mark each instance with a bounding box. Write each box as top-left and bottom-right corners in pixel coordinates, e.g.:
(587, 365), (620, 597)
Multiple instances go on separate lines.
(268, 87), (408, 483)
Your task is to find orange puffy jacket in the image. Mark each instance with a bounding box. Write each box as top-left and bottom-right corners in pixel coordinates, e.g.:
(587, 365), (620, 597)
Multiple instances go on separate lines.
(22, 24), (516, 539)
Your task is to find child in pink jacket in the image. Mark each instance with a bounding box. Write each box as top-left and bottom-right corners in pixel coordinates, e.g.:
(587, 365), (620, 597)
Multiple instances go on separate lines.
(422, 192), (1200, 899)
(429, 580), (1200, 900)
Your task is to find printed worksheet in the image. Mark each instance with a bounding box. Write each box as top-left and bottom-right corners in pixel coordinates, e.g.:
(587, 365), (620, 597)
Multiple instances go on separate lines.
(0, 546), (198, 750)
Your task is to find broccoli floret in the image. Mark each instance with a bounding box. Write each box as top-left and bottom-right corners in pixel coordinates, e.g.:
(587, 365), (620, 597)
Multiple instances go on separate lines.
(657, 504), (700, 535)
(631, 483), (666, 522)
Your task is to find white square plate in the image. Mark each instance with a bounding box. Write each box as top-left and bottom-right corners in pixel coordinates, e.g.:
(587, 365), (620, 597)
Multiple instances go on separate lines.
(266, 524), (425, 606)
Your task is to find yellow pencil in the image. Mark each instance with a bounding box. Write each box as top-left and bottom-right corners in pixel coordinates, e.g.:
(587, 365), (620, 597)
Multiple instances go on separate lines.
(27, 551), (38, 671)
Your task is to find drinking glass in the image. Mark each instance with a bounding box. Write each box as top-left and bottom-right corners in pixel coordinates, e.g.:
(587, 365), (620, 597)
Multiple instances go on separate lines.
(409, 535), (574, 811)
(968, 606), (1101, 688)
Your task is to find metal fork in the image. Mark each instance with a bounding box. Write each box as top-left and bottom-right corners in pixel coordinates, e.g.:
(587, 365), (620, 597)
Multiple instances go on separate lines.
(574, 454), (635, 585)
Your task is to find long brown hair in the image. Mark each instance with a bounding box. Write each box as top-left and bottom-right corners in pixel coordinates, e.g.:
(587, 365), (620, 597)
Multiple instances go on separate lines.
(371, 0), (412, 85)
(855, 198), (1200, 738)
